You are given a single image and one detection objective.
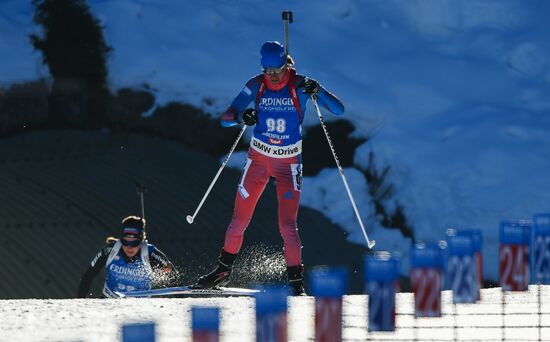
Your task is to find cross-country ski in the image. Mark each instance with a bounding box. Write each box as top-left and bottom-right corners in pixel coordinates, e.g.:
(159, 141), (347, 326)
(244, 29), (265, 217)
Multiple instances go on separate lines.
(115, 285), (260, 298)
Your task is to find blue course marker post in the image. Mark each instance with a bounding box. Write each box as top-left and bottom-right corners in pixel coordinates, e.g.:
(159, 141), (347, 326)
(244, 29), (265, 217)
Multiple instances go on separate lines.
(410, 242), (445, 317)
(532, 214), (550, 342)
(500, 220), (531, 291)
(446, 233), (477, 304)
(192, 306), (220, 342)
(310, 266), (349, 342)
(532, 214), (550, 285)
(255, 285), (288, 342)
(365, 252), (401, 332)
(456, 229), (483, 300)
(121, 322), (155, 342)
(499, 220), (531, 342)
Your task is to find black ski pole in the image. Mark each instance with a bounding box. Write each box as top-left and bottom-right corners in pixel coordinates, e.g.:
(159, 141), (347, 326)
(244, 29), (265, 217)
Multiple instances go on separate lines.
(282, 11), (293, 58)
(312, 97), (376, 249)
(135, 180), (147, 230)
(186, 125), (247, 224)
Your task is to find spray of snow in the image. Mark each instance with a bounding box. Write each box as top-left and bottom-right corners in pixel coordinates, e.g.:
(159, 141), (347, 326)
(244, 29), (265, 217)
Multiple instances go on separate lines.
(231, 244), (286, 287)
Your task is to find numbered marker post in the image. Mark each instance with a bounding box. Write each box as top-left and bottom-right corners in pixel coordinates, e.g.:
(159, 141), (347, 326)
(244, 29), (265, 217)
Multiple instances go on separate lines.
(499, 220), (530, 291)
(192, 306), (220, 342)
(310, 267), (349, 342)
(365, 252), (400, 332)
(255, 286), (288, 342)
(456, 229), (483, 300)
(122, 322), (155, 342)
(446, 234), (478, 303)
(410, 242), (445, 317)
(532, 214), (550, 284)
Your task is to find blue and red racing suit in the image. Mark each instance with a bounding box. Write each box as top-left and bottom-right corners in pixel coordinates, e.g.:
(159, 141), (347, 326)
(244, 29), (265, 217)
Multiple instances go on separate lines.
(219, 68), (344, 267)
(77, 240), (175, 298)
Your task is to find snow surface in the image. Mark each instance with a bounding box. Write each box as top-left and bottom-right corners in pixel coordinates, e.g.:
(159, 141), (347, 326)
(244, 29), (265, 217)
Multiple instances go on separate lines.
(0, 286), (548, 341)
(2, 0), (550, 281)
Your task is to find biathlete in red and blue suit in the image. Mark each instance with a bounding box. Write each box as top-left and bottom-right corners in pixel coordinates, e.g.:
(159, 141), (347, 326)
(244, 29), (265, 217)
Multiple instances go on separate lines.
(195, 41), (344, 295)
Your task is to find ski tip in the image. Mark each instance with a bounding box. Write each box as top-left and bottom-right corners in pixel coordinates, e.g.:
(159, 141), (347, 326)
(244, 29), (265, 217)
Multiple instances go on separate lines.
(367, 240), (376, 249)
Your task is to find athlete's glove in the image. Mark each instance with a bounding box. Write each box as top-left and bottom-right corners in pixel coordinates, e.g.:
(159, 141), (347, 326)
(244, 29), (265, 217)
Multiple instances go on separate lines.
(299, 78), (320, 95)
(240, 108), (258, 126)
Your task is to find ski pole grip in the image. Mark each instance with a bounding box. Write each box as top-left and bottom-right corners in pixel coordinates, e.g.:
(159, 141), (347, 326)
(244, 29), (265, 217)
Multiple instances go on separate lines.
(282, 11), (293, 23)
(135, 180), (146, 194)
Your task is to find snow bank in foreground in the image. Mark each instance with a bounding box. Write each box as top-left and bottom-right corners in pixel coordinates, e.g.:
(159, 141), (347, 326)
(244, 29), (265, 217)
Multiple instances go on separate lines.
(1, 286), (548, 341)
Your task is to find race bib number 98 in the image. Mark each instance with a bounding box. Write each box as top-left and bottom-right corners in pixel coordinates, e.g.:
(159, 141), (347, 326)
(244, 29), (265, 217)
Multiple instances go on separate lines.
(266, 118), (286, 133)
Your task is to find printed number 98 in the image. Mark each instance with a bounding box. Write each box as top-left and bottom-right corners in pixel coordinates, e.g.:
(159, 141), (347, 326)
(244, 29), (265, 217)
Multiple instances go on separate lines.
(266, 118), (286, 133)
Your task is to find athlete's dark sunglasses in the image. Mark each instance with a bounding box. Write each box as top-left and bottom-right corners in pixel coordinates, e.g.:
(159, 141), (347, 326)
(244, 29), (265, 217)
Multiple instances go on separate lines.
(120, 238), (141, 247)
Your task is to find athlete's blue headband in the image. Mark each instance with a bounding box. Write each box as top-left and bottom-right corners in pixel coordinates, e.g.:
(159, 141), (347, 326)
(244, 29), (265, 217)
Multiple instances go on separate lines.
(120, 223), (144, 240)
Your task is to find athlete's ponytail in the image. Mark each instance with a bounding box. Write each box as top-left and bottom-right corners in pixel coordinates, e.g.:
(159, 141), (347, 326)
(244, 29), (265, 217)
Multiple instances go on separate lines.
(286, 54), (295, 67)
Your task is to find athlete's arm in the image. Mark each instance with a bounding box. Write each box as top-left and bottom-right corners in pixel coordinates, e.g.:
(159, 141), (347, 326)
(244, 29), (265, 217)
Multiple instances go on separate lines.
(149, 246), (174, 273)
(298, 76), (345, 115)
(149, 246), (180, 287)
(315, 85), (345, 115)
(76, 247), (109, 298)
(220, 76), (262, 127)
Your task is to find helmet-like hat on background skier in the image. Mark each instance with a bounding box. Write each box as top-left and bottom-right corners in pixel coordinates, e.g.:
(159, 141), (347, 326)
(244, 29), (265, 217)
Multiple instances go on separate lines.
(120, 215), (145, 241)
(260, 41), (286, 70)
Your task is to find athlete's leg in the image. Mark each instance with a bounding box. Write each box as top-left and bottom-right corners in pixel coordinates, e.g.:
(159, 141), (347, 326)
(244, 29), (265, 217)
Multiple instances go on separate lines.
(223, 150), (269, 254)
(273, 156), (303, 267)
